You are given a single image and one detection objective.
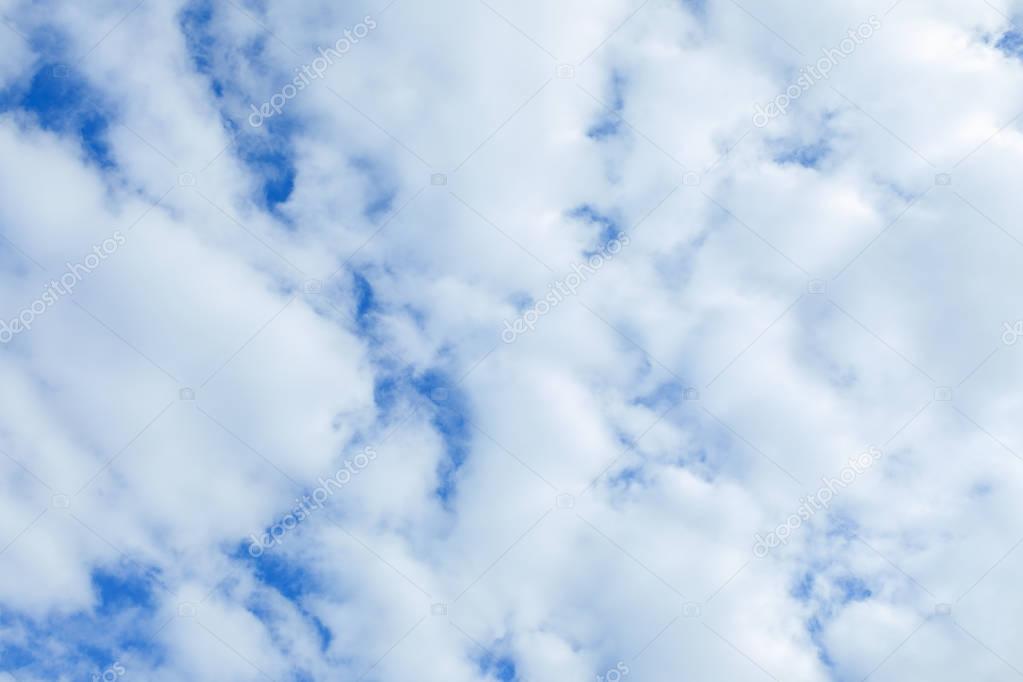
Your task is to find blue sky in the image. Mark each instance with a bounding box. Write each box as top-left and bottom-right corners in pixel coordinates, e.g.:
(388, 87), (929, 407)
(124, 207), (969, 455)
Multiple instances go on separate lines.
(1, 0), (1023, 680)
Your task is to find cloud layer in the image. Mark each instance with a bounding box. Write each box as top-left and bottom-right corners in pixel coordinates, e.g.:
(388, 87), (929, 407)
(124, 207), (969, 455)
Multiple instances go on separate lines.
(1, 0), (1023, 680)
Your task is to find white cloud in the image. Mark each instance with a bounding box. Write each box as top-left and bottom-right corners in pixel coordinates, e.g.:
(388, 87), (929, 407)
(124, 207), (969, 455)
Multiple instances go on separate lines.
(1, 0), (1022, 679)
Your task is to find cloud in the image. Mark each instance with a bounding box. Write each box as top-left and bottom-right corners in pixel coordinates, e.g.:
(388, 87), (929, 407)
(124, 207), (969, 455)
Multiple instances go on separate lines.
(1, 0), (1023, 680)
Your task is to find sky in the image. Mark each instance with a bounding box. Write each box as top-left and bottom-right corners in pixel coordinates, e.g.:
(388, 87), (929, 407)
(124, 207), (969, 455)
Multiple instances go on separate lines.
(1, 0), (1023, 680)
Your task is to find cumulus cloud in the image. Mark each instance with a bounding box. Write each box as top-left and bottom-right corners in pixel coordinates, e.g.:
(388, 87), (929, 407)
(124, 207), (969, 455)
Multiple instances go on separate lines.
(1, 0), (1022, 680)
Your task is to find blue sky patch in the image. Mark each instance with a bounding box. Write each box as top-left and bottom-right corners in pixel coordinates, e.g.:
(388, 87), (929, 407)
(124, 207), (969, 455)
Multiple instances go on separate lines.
(834, 575), (872, 603)
(632, 379), (685, 410)
(413, 368), (472, 503)
(350, 156), (397, 222)
(586, 71), (626, 140)
(369, 352), (474, 504)
(351, 269), (378, 334)
(774, 139), (830, 168)
(91, 564), (161, 616)
(236, 540), (318, 602)
(996, 29), (1023, 59)
(349, 266), (469, 492)
(0, 62), (115, 168)
(0, 564), (165, 679)
(179, 0), (216, 77)
(235, 125), (298, 210)
(792, 571), (815, 601)
(569, 203), (623, 253)
(806, 615), (836, 669)
(179, 0), (296, 211)
(478, 650), (518, 681)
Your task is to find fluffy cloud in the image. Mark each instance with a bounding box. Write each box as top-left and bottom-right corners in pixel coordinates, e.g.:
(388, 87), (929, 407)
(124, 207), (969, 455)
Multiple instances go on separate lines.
(1, 0), (1022, 680)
